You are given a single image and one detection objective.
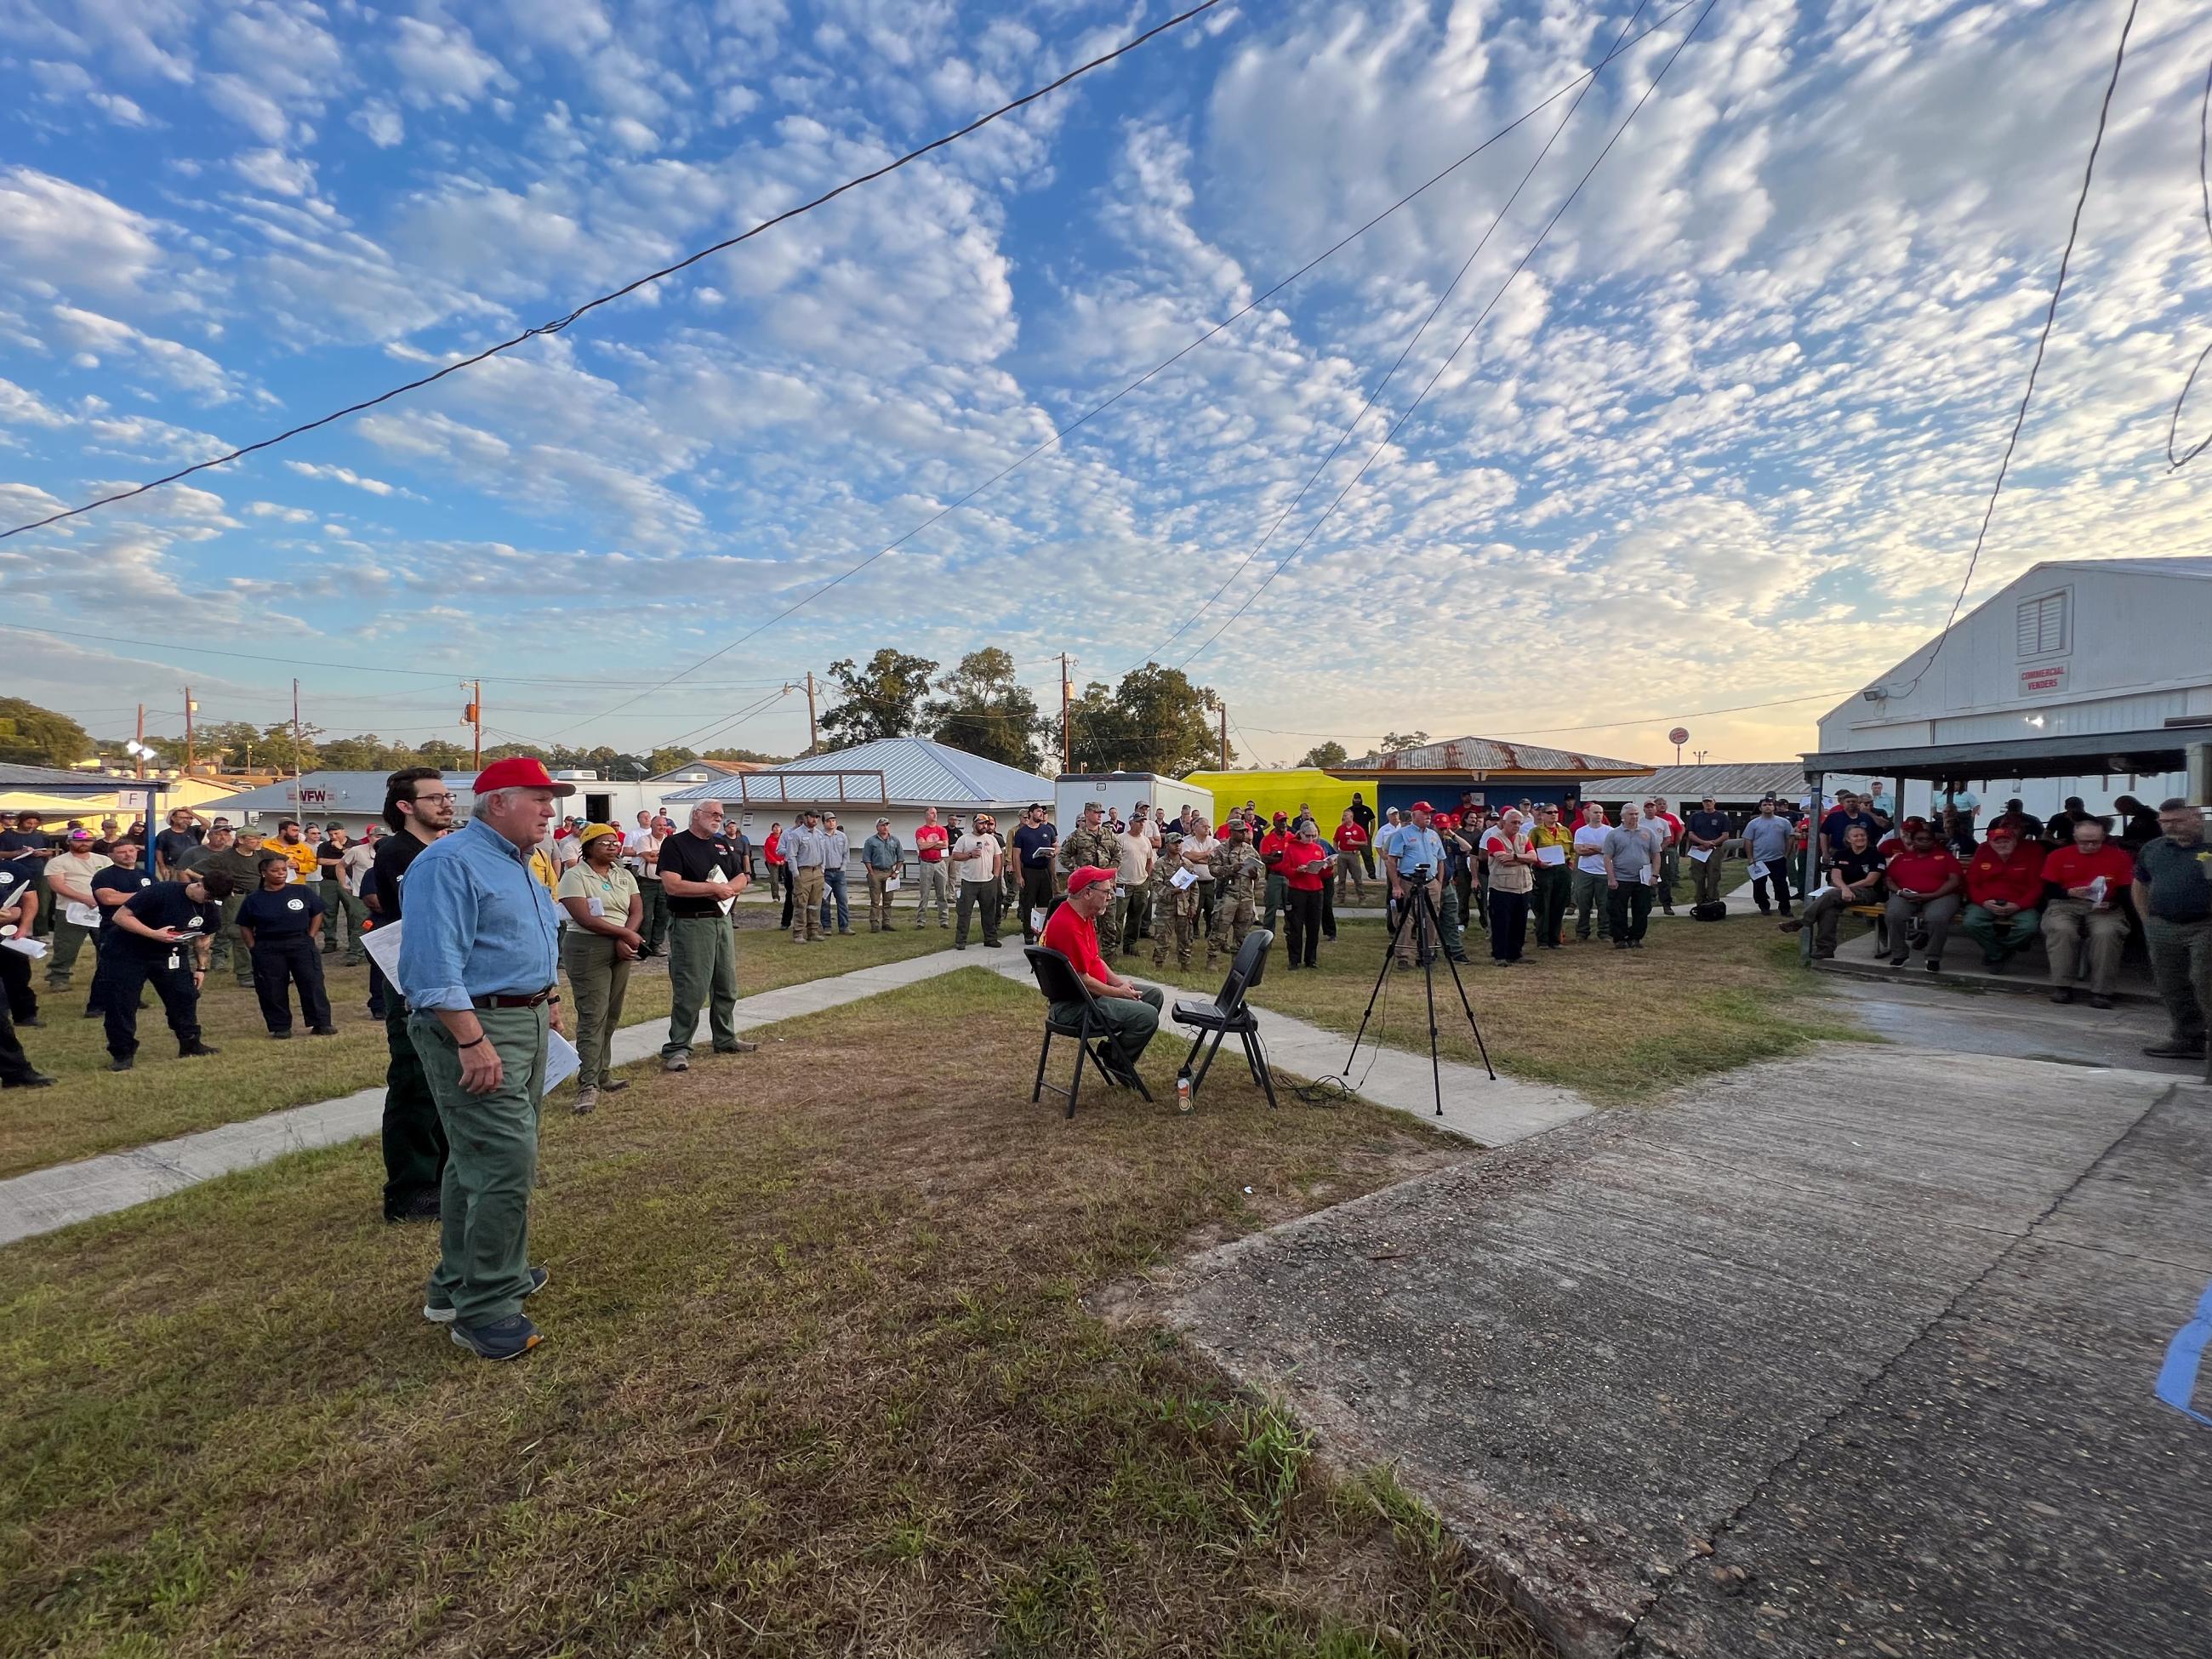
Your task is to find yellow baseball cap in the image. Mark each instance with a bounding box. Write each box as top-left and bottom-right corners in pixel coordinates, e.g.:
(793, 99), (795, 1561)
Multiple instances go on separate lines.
(579, 822), (623, 846)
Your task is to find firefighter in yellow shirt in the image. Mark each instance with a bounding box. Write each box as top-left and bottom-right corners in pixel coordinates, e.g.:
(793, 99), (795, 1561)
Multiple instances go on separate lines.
(269, 818), (322, 884)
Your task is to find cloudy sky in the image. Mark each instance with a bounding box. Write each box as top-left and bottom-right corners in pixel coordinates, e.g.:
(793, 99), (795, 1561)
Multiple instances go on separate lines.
(3, 0), (2209, 769)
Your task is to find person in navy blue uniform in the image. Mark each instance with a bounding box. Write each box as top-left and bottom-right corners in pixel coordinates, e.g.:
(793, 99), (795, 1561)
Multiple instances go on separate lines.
(103, 869), (238, 1072)
(86, 841), (153, 1020)
(0, 856), (41, 1027)
(237, 853), (336, 1040)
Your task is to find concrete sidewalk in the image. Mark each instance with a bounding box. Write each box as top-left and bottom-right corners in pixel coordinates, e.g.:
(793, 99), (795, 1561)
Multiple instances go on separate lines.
(1166, 1043), (2212, 1658)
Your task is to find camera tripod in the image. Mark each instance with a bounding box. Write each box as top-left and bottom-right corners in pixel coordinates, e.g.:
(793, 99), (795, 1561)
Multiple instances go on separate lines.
(1343, 871), (1495, 1115)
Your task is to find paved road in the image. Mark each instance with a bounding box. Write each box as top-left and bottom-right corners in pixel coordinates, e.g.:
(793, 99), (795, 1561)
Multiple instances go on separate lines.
(1167, 1044), (2212, 1658)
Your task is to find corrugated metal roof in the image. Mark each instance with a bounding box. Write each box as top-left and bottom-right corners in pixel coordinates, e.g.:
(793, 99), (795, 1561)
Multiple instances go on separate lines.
(0, 761), (172, 795)
(215, 772), (465, 815)
(2036, 556), (2212, 581)
(662, 738), (1054, 807)
(1587, 762), (1808, 802)
(1348, 736), (1648, 774)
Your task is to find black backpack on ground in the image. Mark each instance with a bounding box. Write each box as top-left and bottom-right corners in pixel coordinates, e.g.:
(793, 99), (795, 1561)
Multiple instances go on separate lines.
(1690, 899), (1729, 921)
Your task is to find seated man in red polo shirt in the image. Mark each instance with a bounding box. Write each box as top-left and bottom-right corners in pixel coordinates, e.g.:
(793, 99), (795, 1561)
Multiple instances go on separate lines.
(1883, 821), (1964, 972)
(2040, 817), (2135, 1008)
(1040, 866), (1164, 1082)
(1960, 821), (2044, 969)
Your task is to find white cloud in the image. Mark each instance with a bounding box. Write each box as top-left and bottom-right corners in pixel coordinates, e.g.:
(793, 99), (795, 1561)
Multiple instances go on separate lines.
(0, 168), (162, 297)
(284, 459), (400, 496)
(232, 147), (318, 198)
(389, 16), (510, 109)
(351, 98), (405, 147)
(48, 305), (235, 400)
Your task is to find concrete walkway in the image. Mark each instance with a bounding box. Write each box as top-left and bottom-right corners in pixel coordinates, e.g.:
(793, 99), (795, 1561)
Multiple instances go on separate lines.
(0, 949), (975, 1248)
(1166, 1043), (2212, 1659)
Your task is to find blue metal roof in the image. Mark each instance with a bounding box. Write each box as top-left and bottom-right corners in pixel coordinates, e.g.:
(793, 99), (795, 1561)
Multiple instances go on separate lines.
(661, 738), (1054, 807)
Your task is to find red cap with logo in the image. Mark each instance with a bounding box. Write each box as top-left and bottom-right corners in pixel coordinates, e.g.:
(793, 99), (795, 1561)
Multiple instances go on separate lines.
(472, 756), (576, 797)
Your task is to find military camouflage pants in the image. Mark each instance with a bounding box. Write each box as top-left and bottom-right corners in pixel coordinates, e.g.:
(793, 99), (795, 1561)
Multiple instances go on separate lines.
(1215, 892), (1256, 966)
(1151, 903), (1194, 971)
(1093, 881), (1121, 956)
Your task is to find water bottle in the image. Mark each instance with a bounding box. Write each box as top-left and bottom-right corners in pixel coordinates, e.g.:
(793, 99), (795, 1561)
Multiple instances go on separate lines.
(1176, 1064), (1193, 1114)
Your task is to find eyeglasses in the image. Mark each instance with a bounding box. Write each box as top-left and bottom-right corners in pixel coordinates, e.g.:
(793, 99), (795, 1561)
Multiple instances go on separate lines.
(413, 791), (457, 805)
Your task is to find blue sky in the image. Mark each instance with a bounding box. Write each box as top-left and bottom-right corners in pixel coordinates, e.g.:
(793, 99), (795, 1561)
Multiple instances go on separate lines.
(3, 0), (2210, 767)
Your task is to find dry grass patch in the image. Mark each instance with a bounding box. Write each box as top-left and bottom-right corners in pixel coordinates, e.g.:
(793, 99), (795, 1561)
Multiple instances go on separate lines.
(1133, 904), (1867, 1103)
(0, 912), (952, 1179)
(2, 971), (1548, 1659)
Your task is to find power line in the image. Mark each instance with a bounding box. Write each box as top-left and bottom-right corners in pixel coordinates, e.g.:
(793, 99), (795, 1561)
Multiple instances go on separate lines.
(1177, 0), (1718, 667)
(1131, 0), (1651, 670)
(543, 0), (1704, 740)
(1889, 0), (2137, 695)
(0, 1), (1227, 543)
(2166, 52), (2212, 470)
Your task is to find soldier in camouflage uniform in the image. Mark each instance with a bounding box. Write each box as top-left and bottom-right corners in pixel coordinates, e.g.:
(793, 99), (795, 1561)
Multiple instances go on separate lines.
(1057, 800), (1123, 955)
(1209, 824), (1268, 968)
(1148, 830), (1199, 970)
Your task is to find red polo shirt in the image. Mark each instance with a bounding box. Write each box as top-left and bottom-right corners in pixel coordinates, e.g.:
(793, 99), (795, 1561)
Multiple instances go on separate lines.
(2042, 843), (2134, 897)
(1885, 847), (1962, 895)
(1336, 822), (1368, 852)
(913, 824), (948, 863)
(1040, 899), (1108, 983)
(1279, 839), (1327, 891)
(1259, 830), (1291, 867)
(1964, 841), (2043, 909)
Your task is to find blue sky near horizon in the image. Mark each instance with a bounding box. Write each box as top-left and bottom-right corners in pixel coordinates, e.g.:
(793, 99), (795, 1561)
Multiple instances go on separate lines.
(3, 0), (2210, 767)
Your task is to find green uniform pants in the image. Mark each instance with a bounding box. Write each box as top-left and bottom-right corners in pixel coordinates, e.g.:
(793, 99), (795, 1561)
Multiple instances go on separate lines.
(664, 914), (738, 1059)
(1263, 872), (1288, 935)
(43, 917), (97, 988)
(2144, 915), (2209, 1046)
(383, 1001), (448, 1219)
(412, 1004), (549, 1327)
(210, 891), (254, 983)
(1048, 984), (1164, 1074)
(1690, 851), (1726, 905)
(1570, 868), (1611, 938)
(791, 867), (825, 940)
(562, 930), (632, 1091)
(1532, 864), (1572, 946)
(1961, 903), (2040, 965)
(636, 878), (670, 955)
(326, 884), (369, 961)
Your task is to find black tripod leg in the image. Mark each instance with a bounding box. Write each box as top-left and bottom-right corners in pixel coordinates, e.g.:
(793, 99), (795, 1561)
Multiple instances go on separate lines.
(1344, 886), (1420, 1075)
(1420, 915), (1444, 1117)
(1433, 932), (1498, 1080)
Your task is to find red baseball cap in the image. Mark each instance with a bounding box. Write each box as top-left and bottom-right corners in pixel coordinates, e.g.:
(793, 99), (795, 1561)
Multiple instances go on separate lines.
(1067, 865), (1114, 895)
(472, 756), (575, 797)
(1410, 800), (1434, 813)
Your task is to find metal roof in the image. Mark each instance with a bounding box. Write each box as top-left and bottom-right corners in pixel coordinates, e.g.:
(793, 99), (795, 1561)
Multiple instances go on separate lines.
(0, 761), (172, 797)
(661, 737), (1054, 807)
(1802, 726), (2202, 782)
(1346, 736), (1647, 774)
(215, 772), (465, 817)
(1587, 762), (1811, 802)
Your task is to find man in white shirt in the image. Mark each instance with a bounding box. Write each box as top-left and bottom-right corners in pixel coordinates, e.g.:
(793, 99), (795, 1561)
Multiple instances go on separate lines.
(1114, 819), (1154, 956)
(1571, 802), (1612, 942)
(1179, 821), (1218, 939)
(623, 811), (667, 957)
(950, 813), (1006, 949)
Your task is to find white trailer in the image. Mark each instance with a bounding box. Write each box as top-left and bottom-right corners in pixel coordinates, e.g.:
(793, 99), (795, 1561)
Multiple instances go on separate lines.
(1053, 771), (1214, 830)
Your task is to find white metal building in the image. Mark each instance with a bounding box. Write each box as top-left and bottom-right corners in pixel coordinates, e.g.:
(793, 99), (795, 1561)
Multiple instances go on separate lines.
(1052, 772), (1213, 830)
(1809, 557), (2212, 819)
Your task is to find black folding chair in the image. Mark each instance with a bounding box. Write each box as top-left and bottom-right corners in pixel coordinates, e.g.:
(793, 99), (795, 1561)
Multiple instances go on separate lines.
(1023, 945), (1154, 1118)
(1170, 927), (1279, 1109)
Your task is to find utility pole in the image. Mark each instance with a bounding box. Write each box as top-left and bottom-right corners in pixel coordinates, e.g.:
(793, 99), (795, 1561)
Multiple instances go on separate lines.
(291, 678), (302, 779)
(1059, 653), (1071, 775)
(805, 671), (818, 755)
(183, 687), (197, 773)
(463, 681), (482, 768)
(1218, 703), (1229, 771)
(134, 703), (145, 780)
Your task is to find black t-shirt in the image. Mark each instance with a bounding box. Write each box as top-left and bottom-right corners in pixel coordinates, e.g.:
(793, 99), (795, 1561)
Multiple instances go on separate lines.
(2135, 835), (2211, 922)
(0, 861), (34, 924)
(92, 864), (155, 932)
(372, 831), (431, 922)
(658, 830), (742, 919)
(153, 827), (203, 870)
(239, 886), (327, 940)
(1686, 810), (1732, 845)
(117, 881), (222, 955)
(315, 839), (347, 878)
(1348, 800), (1375, 831)
(1827, 848), (1888, 892)
(0, 829), (55, 875)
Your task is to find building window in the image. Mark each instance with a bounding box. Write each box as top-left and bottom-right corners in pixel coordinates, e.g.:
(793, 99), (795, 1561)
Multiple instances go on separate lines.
(2015, 590), (2068, 658)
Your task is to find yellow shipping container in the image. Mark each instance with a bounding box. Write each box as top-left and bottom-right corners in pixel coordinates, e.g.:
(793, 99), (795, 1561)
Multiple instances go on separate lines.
(1177, 768), (1365, 830)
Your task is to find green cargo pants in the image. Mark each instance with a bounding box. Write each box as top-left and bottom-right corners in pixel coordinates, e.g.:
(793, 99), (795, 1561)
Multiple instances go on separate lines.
(411, 1003), (550, 1328)
(210, 890), (254, 983)
(2145, 915), (2209, 1046)
(636, 877), (670, 955)
(43, 916), (97, 989)
(562, 929), (632, 1092)
(1048, 983), (1164, 1074)
(663, 914), (738, 1060)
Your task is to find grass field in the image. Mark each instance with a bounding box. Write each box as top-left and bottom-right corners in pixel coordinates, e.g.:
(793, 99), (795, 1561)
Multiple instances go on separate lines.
(1133, 887), (1867, 1103)
(0, 972), (1550, 1659)
(0, 914), (956, 1180)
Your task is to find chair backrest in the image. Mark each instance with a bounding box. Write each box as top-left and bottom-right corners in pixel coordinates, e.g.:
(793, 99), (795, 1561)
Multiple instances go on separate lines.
(1024, 944), (1090, 1008)
(1209, 927), (1274, 1015)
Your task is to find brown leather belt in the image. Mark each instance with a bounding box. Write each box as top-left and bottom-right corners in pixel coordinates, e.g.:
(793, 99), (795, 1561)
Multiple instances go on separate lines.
(471, 988), (555, 1009)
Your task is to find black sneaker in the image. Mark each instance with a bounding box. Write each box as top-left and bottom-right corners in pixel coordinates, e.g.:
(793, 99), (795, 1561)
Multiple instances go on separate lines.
(271, 1029), (294, 1040)
(449, 1313), (544, 1360)
(178, 1040), (219, 1058)
(109, 1056), (133, 1071)
(309, 1025), (338, 1037)
(2, 1072), (56, 1089)
(2143, 1039), (2206, 1059)
(18, 1015), (41, 1028)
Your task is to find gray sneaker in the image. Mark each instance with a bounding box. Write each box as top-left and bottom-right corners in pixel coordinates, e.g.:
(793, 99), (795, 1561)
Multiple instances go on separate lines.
(663, 1052), (690, 1073)
(449, 1313), (544, 1360)
(572, 1086), (598, 1115)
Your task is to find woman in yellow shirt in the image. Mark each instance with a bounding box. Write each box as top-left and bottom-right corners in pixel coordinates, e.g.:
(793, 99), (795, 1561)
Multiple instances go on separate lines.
(555, 824), (642, 1115)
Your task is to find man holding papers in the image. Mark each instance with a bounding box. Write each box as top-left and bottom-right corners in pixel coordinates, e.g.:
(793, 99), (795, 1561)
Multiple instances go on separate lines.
(1684, 795), (1732, 909)
(657, 801), (755, 1075)
(396, 755), (571, 1362)
(1602, 803), (1660, 949)
(2039, 818), (2134, 1007)
(1741, 797), (1795, 918)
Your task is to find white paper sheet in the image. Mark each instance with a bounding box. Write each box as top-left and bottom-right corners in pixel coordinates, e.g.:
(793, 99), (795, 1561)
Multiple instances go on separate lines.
(544, 1030), (581, 1093)
(1536, 845), (1566, 866)
(1689, 847), (1713, 864)
(3, 935), (48, 959)
(1029, 906), (1047, 934)
(1744, 860), (1767, 881)
(359, 917), (404, 981)
(2086, 874), (2108, 906)
(885, 875), (900, 892)
(1170, 867), (1198, 890)
(64, 901), (101, 928)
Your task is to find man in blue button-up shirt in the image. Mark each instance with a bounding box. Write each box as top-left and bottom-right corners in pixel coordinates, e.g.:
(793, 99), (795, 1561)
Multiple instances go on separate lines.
(1389, 802), (1447, 966)
(396, 758), (571, 1362)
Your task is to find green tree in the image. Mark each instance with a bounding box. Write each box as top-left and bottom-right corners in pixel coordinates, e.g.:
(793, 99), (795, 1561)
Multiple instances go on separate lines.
(647, 745), (698, 776)
(819, 649), (939, 749)
(922, 647), (1046, 772)
(0, 698), (93, 768)
(1299, 740), (1348, 769)
(1065, 664), (1229, 778)
(701, 746), (781, 765)
(1377, 731), (1430, 755)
